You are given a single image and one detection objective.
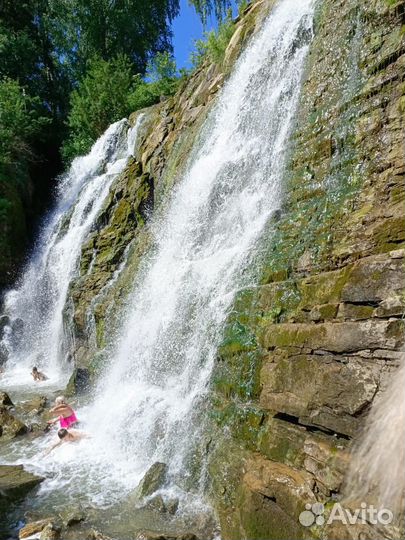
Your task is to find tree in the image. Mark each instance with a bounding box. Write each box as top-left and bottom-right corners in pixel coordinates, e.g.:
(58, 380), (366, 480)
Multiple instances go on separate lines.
(0, 78), (49, 168)
(48, 0), (180, 79)
(62, 55), (134, 161)
(190, 0), (232, 24)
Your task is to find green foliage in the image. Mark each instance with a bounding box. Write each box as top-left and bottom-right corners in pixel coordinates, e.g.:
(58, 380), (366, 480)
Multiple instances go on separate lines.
(191, 12), (235, 67)
(63, 52), (180, 162)
(48, 0), (180, 78)
(0, 77), (49, 168)
(62, 55), (134, 161)
(190, 0), (231, 24)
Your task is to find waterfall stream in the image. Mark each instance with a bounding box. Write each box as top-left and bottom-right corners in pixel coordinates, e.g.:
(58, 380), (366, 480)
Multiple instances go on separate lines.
(0, 117), (144, 390)
(1, 0), (315, 532)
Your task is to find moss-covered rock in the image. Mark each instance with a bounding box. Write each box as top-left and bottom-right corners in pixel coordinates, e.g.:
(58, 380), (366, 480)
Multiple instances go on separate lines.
(207, 0), (405, 538)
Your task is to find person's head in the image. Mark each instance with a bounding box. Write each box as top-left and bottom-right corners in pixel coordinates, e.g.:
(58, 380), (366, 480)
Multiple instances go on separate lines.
(32, 367), (38, 373)
(55, 396), (66, 406)
(58, 428), (68, 440)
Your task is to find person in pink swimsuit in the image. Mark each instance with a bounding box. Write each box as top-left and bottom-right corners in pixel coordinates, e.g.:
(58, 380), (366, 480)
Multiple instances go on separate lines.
(47, 396), (78, 429)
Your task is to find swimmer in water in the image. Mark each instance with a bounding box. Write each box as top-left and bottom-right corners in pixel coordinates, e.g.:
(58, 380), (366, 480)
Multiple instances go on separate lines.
(44, 428), (89, 455)
(31, 366), (48, 381)
(47, 396), (78, 429)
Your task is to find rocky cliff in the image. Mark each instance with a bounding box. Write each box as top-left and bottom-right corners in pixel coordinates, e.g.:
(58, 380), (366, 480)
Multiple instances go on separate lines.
(63, 0), (405, 538)
(208, 0), (405, 539)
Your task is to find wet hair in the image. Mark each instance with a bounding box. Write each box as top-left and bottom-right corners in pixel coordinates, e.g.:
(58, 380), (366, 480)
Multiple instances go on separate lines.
(58, 428), (68, 439)
(32, 367), (38, 372)
(55, 396), (66, 405)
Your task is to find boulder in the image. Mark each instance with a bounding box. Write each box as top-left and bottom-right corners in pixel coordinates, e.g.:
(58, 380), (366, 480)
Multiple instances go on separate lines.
(19, 519), (54, 539)
(144, 494), (179, 515)
(65, 367), (90, 395)
(60, 506), (86, 527)
(0, 465), (44, 504)
(39, 522), (61, 540)
(0, 391), (13, 408)
(20, 395), (48, 415)
(137, 462), (168, 497)
(0, 407), (28, 439)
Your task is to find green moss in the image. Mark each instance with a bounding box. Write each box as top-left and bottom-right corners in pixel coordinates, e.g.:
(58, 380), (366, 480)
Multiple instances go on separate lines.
(373, 216), (405, 252)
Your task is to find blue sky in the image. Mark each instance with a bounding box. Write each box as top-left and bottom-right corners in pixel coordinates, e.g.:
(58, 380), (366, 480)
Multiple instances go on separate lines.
(172, 0), (238, 69)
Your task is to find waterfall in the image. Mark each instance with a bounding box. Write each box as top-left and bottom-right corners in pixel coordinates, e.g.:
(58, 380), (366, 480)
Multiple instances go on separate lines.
(44, 0), (314, 509)
(0, 117), (144, 388)
(345, 360), (405, 519)
(0, 0), (315, 523)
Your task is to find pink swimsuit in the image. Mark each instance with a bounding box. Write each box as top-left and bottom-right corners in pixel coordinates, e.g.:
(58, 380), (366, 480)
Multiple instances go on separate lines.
(59, 411), (78, 428)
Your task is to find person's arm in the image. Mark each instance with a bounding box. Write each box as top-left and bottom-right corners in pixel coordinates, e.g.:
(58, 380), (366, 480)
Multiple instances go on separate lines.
(43, 440), (62, 456)
(50, 404), (71, 414)
(47, 416), (59, 425)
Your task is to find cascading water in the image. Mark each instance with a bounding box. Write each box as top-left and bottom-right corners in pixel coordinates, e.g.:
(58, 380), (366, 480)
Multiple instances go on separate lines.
(0, 117), (144, 389)
(345, 360), (405, 520)
(63, 0), (314, 506)
(1, 0), (315, 532)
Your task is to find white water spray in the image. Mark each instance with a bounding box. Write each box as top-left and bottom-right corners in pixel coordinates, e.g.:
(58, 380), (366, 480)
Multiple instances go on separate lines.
(0, 117), (144, 388)
(345, 360), (405, 518)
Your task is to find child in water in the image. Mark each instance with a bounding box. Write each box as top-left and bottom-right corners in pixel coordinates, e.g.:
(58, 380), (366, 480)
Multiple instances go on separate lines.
(44, 428), (89, 455)
(31, 366), (48, 381)
(47, 396), (78, 429)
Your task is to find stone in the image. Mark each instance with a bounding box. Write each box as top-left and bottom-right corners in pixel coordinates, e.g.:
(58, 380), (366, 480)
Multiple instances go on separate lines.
(243, 456), (316, 520)
(309, 303), (339, 322)
(165, 498), (179, 515)
(86, 530), (112, 540)
(260, 354), (380, 436)
(337, 303), (375, 320)
(137, 462), (168, 497)
(19, 519), (54, 539)
(261, 320), (404, 353)
(0, 407), (28, 439)
(0, 465), (44, 504)
(20, 395), (47, 415)
(341, 254), (404, 304)
(65, 367), (90, 395)
(39, 522), (61, 540)
(145, 494), (166, 513)
(61, 506), (86, 527)
(0, 391), (13, 408)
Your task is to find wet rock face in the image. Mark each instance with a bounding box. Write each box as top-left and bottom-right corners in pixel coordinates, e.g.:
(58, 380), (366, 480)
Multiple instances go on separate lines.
(0, 465), (44, 512)
(19, 519), (55, 539)
(208, 0), (405, 538)
(0, 391), (13, 408)
(137, 462), (168, 498)
(0, 406), (28, 439)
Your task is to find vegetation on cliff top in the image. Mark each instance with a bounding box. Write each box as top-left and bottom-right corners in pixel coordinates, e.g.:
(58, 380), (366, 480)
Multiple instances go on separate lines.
(0, 0), (235, 284)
